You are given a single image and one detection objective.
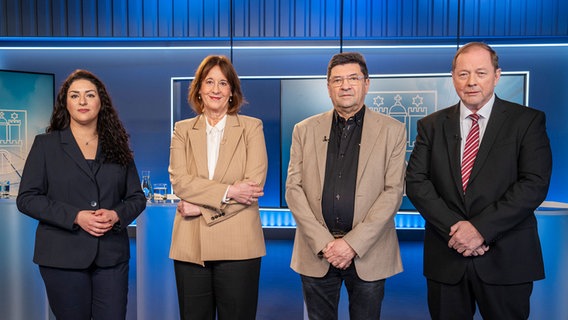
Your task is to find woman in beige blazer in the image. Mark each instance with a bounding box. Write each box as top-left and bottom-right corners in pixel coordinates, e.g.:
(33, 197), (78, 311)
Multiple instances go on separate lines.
(168, 55), (268, 320)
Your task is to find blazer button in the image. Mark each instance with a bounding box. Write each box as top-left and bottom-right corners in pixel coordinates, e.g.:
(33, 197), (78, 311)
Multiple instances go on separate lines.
(90, 201), (97, 207)
(211, 216), (215, 221)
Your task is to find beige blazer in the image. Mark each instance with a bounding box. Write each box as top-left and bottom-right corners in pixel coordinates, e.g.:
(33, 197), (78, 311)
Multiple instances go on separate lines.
(286, 108), (406, 281)
(169, 114), (268, 265)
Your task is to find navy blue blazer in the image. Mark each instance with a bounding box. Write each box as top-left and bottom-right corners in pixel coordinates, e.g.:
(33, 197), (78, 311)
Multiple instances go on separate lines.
(17, 127), (146, 269)
(406, 96), (552, 285)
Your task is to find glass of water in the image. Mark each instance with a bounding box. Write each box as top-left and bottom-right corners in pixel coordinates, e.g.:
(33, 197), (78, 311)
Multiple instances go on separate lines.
(141, 171), (153, 202)
(153, 183), (168, 202)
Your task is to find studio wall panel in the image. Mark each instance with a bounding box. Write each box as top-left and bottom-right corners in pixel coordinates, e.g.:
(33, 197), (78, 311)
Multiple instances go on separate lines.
(142, 0), (159, 37)
(112, 0), (128, 37)
(20, 0), (36, 36)
(51, 0), (67, 36)
(1, 0), (565, 40)
(460, 0), (568, 37)
(157, 0), (174, 37)
(172, 0), (189, 37)
(36, 0), (53, 36)
(128, 0), (144, 37)
(66, 0), (83, 37)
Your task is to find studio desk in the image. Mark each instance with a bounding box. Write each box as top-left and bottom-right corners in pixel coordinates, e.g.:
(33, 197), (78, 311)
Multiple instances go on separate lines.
(1, 199), (567, 319)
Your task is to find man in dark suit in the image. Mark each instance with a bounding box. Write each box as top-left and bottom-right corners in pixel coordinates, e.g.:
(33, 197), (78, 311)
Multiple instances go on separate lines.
(406, 42), (552, 319)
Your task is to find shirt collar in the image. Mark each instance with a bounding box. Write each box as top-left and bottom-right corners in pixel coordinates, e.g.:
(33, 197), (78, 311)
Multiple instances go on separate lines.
(205, 114), (227, 134)
(460, 94), (495, 121)
(334, 105), (366, 126)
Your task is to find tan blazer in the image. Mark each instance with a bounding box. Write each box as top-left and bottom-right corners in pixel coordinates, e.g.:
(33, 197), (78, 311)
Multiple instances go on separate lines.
(286, 108), (406, 281)
(169, 114), (268, 265)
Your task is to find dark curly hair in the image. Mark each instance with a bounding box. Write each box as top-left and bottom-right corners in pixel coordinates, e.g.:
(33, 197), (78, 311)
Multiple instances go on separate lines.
(187, 55), (245, 115)
(47, 69), (133, 166)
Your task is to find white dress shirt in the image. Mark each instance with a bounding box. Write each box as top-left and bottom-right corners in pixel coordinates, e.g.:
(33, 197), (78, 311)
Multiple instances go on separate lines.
(205, 115), (231, 202)
(459, 94), (495, 160)
(205, 115), (227, 179)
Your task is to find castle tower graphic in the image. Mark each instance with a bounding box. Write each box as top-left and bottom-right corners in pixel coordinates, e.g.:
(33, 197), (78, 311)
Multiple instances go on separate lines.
(0, 109), (27, 189)
(368, 91), (434, 160)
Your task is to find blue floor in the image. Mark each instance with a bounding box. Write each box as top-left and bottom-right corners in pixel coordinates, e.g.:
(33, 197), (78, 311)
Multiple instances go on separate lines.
(128, 231), (566, 319)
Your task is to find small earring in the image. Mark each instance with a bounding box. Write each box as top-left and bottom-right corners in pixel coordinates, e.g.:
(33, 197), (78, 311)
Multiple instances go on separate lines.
(229, 97), (233, 103)
(198, 95), (201, 100)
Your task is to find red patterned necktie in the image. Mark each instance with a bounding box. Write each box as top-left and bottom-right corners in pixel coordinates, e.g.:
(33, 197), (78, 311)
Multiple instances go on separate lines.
(461, 113), (480, 192)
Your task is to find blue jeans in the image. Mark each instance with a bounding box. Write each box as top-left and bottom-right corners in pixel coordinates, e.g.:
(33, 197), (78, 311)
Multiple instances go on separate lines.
(301, 264), (385, 320)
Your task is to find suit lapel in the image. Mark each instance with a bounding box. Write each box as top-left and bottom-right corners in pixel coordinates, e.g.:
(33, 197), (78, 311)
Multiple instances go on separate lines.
(213, 114), (243, 181)
(60, 128), (96, 183)
(313, 111), (333, 189)
(469, 98), (508, 184)
(443, 104), (463, 194)
(356, 108), (380, 184)
(188, 115), (209, 178)
(91, 151), (102, 177)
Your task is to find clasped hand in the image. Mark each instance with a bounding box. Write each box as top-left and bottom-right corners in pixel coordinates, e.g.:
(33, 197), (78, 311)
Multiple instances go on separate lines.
(448, 220), (490, 257)
(75, 209), (119, 237)
(322, 239), (356, 270)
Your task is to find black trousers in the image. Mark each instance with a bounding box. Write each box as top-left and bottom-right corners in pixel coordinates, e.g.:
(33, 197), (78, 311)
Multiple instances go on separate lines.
(39, 261), (129, 320)
(427, 260), (534, 320)
(174, 258), (261, 320)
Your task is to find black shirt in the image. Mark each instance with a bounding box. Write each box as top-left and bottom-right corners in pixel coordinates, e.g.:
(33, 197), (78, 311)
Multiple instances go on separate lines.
(321, 106), (365, 237)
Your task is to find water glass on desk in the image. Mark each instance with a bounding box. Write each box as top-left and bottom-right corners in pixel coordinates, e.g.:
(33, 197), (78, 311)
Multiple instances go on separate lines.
(141, 171), (153, 202)
(153, 183), (167, 202)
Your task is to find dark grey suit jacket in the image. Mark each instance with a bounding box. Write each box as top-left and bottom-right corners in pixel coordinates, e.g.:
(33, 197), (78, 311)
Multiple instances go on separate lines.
(17, 127), (146, 269)
(406, 96), (552, 285)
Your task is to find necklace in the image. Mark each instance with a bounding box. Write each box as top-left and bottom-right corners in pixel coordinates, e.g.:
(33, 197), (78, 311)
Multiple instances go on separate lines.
(84, 135), (98, 146)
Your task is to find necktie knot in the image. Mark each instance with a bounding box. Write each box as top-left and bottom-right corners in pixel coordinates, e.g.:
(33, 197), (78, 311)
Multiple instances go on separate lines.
(469, 113), (480, 123)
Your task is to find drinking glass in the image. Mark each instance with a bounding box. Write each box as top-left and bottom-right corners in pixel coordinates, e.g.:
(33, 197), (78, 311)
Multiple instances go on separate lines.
(153, 183), (167, 202)
(141, 171), (153, 202)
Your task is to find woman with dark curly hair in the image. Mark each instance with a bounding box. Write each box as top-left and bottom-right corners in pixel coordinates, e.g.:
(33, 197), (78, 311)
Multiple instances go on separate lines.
(17, 69), (146, 320)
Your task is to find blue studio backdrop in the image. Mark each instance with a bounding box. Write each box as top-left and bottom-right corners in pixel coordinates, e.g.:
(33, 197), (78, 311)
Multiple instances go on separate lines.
(0, 44), (566, 207)
(1, 1), (567, 319)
